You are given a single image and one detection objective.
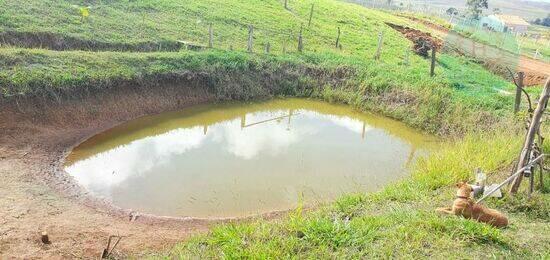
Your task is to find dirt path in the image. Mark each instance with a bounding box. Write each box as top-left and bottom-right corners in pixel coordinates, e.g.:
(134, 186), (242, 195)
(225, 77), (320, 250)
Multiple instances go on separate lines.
(407, 17), (550, 86)
(0, 84), (219, 258)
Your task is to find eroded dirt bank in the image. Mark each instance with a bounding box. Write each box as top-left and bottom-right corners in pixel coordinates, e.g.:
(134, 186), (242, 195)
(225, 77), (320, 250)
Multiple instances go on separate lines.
(0, 81), (225, 258)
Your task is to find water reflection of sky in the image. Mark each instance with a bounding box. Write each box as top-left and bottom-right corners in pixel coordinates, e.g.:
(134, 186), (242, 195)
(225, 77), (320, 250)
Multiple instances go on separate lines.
(66, 108), (428, 218)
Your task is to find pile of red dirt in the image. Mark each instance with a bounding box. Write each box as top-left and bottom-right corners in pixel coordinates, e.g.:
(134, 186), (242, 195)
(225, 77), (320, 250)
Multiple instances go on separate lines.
(386, 23), (443, 57)
(524, 73), (548, 87)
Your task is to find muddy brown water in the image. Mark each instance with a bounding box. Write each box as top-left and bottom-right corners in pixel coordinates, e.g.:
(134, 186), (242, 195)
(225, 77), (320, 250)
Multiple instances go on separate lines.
(65, 98), (438, 218)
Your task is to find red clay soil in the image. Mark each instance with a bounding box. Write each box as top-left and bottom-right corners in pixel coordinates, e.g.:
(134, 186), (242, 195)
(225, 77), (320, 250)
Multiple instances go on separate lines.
(386, 23), (443, 57)
(0, 83), (291, 258)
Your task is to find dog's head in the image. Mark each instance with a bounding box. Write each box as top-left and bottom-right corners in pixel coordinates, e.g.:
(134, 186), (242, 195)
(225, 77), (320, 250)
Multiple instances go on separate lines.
(455, 181), (473, 197)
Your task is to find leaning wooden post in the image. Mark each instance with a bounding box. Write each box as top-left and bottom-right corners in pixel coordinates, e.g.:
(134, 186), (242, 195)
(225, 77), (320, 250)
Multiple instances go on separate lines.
(335, 27), (341, 48)
(208, 23), (213, 48)
(247, 25), (254, 53)
(374, 31), (384, 60)
(510, 78), (550, 194)
(514, 72), (525, 113)
(297, 25), (303, 52)
(308, 4), (314, 27)
(430, 45), (436, 77)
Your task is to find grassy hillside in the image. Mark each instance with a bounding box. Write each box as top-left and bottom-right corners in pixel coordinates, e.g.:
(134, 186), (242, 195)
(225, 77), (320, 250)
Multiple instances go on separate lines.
(0, 0), (407, 53)
(169, 130), (550, 258)
(0, 0), (531, 135)
(1, 0), (548, 258)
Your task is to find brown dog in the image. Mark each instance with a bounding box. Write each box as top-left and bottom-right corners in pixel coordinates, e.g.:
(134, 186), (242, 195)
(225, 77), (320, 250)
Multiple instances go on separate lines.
(436, 182), (508, 228)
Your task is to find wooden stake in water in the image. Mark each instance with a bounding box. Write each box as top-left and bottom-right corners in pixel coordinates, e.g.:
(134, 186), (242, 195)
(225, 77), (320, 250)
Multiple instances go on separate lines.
(247, 25), (254, 53)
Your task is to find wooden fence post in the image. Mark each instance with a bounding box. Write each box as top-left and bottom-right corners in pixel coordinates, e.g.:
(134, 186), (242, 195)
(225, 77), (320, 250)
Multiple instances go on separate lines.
(514, 72), (525, 113)
(208, 23), (213, 48)
(298, 25), (303, 52)
(374, 31), (384, 60)
(265, 42), (270, 54)
(335, 27), (341, 48)
(510, 78), (550, 194)
(308, 4), (314, 27)
(430, 46), (436, 77)
(283, 36), (287, 54)
(247, 25), (254, 53)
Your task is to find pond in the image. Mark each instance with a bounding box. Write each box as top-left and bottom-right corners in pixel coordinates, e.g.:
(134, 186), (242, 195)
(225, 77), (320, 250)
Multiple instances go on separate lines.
(65, 98), (437, 218)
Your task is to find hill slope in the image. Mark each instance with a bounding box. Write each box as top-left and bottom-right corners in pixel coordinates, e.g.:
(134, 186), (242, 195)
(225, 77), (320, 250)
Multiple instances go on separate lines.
(1, 0), (548, 258)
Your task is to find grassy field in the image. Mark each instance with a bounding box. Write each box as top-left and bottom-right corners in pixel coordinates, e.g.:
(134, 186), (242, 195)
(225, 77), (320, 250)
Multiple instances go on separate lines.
(0, 0), (532, 134)
(167, 130), (549, 258)
(1, 0), (549, 258)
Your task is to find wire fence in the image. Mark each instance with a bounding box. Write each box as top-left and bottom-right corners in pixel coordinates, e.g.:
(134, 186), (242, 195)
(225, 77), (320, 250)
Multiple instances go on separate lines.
(349, 0), (550, 63)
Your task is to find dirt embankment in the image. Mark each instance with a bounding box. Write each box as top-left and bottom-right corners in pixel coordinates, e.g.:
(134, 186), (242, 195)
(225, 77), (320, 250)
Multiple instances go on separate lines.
(0, 31), (183, 52)
(0, 81), (217, 258)
(0, 63), (357, 258)
(386, 23), (443, 57)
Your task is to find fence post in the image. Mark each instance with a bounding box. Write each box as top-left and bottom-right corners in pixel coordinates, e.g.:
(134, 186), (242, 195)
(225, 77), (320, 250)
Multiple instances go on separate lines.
(247, 25), (254, 53)
(298, 25), (303, 52)
(265, 42), (270, 54)
(308, 4), (314, 27)
(514, 72), (524, 113)
(374, 31), (383, 60)
(208, 23), (213, 48)
(335, 27), (341, 48)
(284, 0), (288, 9)
(430, 46), (436, 77)
(511, 78), (550, 194)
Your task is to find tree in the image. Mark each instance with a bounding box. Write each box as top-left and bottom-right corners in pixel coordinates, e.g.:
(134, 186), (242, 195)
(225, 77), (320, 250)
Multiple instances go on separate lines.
(446, 7), (458, 16)
(543, 14), (550, 27)
(466, 0), (488, 19)
(533, 14), (550, 27)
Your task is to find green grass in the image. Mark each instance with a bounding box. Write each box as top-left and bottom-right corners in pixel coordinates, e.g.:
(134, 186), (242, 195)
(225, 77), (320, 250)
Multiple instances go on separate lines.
(0, 46), (524, 135)
(166, 130), (549, 259)
(1, 0), (548, 258)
